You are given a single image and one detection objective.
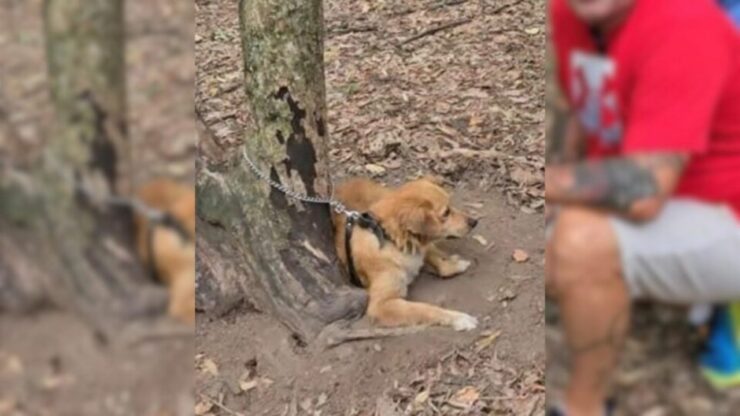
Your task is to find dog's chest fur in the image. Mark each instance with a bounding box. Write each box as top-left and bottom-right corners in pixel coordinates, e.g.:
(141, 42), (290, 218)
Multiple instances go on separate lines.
(398, 250), (425, 286)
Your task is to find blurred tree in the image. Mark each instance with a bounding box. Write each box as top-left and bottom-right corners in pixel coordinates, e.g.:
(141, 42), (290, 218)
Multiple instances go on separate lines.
(0, 0), (167, 339)
(196, 0), (366, 341)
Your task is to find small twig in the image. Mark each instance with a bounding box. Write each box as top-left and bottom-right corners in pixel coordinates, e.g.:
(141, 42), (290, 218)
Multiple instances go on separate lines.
(400, 17), (473, 45)
(328, 24), (377, 36)
(121, 321), (193, 347)
(429, 0), (469, 11)
(392, 0), (470, 16)
(324, 325), (428, 347)
(205, 396), (246, 416)
(487, 0), (525, 15)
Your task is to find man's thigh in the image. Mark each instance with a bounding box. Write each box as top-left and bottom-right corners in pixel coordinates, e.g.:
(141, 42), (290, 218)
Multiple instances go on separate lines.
(609, 199), (740, 303)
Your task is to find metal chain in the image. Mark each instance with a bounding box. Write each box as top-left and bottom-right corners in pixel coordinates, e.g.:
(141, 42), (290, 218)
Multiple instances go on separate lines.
(241, 148), (357, 218)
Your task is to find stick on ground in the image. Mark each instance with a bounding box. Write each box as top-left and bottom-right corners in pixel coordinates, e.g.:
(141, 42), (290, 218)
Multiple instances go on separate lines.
(324, 325), (429, 347)
(401, 18), (473, 45)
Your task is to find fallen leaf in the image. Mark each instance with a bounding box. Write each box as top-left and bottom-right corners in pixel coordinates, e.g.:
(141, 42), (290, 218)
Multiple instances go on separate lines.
(364, 163), (386, 175)
(260, 377), (274, 387)
(468, 115), (483, 127)
(510, 166), (539, 186)
(524, 27), (540, 35)
(239, 379), (258, 392)
(40, 374), (75, 390)
(317, 393), (328, 407)
(475, 330), (502, 353)
(472, 234), (488, 246)
(449, 386), (480, 408)
(194, 400), (213, 415)
(414, 390), (430, 405)
(512, 249), (529, 263)
(201, 358), (219, 377)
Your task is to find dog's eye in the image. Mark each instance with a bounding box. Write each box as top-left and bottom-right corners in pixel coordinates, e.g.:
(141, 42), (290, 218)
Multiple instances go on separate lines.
(442, 208), (451, 218)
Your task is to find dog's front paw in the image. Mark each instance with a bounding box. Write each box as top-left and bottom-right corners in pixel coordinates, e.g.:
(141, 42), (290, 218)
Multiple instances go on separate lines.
(451, 312), (478, 331)
(450, 255), (472, 274)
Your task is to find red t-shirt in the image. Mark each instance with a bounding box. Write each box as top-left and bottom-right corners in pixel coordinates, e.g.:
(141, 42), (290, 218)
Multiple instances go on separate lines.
(551, 0), (740, 217)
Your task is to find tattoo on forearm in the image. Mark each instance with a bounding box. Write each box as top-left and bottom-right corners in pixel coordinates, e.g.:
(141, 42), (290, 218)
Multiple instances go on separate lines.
(572, 159), (659, 211)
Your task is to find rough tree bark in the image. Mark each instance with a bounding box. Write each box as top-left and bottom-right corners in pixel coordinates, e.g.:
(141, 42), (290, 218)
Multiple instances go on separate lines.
(0, 0), (167, 336)
(196, 0), (366, 341)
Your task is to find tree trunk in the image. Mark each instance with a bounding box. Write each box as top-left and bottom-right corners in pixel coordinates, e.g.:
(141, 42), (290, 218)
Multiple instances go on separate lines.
(196, 0), (366, 341)
(0, 0), (167, 337)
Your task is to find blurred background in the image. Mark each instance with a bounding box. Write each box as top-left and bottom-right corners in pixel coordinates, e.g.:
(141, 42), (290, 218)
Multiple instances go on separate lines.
(0, 0), (194, 415)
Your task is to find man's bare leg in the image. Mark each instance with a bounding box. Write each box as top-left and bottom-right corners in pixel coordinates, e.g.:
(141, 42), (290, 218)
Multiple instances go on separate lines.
(547, 207), (630, 416)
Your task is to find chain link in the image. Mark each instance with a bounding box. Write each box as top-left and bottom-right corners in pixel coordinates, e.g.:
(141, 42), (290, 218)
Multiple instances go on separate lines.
(241, 148), (357, 218)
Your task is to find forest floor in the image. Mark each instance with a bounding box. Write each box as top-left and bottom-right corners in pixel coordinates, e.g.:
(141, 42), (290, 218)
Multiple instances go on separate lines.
(0, 0), (195, 415)
(194, 0), (546, 415)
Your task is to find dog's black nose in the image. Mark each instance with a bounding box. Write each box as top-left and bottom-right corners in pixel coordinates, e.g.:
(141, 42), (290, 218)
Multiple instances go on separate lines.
(467, 217), (478, 228)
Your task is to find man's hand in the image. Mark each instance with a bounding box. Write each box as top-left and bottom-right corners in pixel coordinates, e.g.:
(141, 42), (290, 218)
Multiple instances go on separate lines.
(546, 153), (688, 221)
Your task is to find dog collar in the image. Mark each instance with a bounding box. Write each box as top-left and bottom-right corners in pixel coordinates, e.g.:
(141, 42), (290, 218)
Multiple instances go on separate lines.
(344, 212), (389, 287)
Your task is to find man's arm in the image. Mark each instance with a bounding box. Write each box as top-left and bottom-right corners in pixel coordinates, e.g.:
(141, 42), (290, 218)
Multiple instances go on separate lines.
(546, 153), (688, 221)
(548, 103), (586, 164)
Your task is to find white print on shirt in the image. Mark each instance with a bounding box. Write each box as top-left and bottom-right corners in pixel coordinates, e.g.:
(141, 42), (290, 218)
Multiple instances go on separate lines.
(569, 50), (623, 146)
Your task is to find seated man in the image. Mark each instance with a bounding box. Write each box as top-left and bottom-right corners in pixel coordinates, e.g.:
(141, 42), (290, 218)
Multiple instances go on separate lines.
(546, 0), (740, 415)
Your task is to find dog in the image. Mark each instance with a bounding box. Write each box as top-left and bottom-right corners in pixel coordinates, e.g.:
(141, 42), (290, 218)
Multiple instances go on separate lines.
(133, 178), (195, 325)
(332, 177), (479, 331)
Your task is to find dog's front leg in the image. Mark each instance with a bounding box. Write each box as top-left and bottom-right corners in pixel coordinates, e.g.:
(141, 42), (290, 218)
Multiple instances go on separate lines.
(424, 245), (472, 278)
(367, 296), (478, 331)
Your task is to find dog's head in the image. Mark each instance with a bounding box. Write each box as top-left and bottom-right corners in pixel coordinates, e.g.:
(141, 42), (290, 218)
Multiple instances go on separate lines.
(372, 177), (478, 245)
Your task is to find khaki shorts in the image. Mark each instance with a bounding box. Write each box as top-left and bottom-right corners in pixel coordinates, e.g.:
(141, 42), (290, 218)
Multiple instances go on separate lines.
(609, 199), (740, 303)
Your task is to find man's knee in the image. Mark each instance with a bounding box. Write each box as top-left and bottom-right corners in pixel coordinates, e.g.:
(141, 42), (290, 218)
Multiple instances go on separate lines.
(547, 207), (621, 293)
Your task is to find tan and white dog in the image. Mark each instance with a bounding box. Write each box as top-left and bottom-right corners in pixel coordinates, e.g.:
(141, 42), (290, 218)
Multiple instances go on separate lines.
(332, 177), (479, 331)
(133, 178), (195, 325)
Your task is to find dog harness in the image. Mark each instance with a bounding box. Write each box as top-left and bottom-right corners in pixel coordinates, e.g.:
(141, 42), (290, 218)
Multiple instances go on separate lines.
(344, 212), (389, 287)
(146, 212), (192, 281)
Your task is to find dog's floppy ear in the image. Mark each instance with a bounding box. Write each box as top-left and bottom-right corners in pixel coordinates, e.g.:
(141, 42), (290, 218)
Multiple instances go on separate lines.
(398, 201), (437, 236)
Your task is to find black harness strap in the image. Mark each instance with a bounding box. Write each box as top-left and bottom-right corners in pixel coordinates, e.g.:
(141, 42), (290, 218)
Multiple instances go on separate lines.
(344, 212), (389, 287)
(146, 212), (192, 281)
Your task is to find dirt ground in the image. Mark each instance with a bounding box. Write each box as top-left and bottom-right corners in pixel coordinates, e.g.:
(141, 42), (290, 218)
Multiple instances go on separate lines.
(0, 0), (195, 415)
(547, 304), (740, 416)
(195, 188), (544, 415)
(195, 0), (545, 414)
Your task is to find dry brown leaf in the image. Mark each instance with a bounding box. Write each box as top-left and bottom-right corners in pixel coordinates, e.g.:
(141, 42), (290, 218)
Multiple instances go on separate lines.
(475, 330), (502, 353)
(449, 386), (480, 408)
(40, 374), (75, 390)
(364, 163), (386, 175)
(260, 377), (274, 387)
(468, 115), (483, 128)
(239, 379), (258, 392)
(414, 389), (430, 405)
(512, 249), (529, 263)
(194, 400), (213, 415)
(201, 358), (219, 377)
(472, 234), (488, 246)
